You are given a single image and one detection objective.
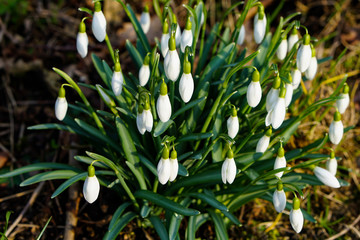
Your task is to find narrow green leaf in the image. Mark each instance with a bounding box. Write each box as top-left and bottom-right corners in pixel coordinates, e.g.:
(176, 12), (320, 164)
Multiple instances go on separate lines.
(177, 132), (213, 142)
(0, 163), (79, 178)
(109, 202), (132, 230)
(27, 123), (76, 133)
(149, 216), (169, 240)
(221, 210), (241, 226)
(125, 39), (143, 69)
(208, 210), (229, 240)
(153, 120), (174, 137)
(104, 212), (137, 240)
(20, 170), (82, 187)
(36, 216), (52, 240)
(125, 161), (147, 190)
(178, 163), (188, 177)
(92, 53), (111, 88)
(172, 97), (206, 119)
(186, 192), (228, 212)
(51, 172), (86, 198)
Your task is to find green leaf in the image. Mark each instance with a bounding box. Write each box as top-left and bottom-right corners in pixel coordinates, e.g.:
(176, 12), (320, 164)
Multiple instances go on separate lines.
(78, 7), (92, 15)
(109, 202), (132, 230)
(228, 185), (270, 211)
(27, 123), (76, 133)
(221, 210), (241, 226)
(149, 216), (169, 240)
(134, 190), (200, 216)
(74, 156), (109, 169)
(125, 161), (147, 190)
(186, 214), (210, 240)
(20, 170), (82, 187)
(51, 172), (86, 198)
(103, 212), (137, 240)
(208, 210), (229, 240)
(138, 154), (157, 176)
(0, 163), (79, 178)
(36, 216), (52, 240)
(177, 132), (213, 142)
(125, 39), (143, 70)
(186, 192), (228, 212)
(153, 120), (174, 137)
(172, 97), (206, 119)
(92, 53), (111, 88)
(178, 163), (188, 177)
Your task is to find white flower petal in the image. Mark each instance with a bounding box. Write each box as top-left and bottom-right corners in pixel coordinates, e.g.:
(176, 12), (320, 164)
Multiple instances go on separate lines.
(274, 156), (286, 178)
(76, 32), (88, 58)
(265, 110), (272, 127)
(221, 158), (229, 184)
(111, 71), (124, 96)
(305, 56), (318, 80)
(158, 158), (171, 185)
(314, 166), (340, 188)
(329, 120), (343, 145)
(169, 158), (178, 182)
(83, 176), (100, 204)
(276, 39), (288, 60)
(326, 158), (337, 176)
(92, 11), (106, 42)
(336, 93), (349, 114)
(164, 50), (180, 81)
(247, 81), (262, 107)
(226, 158), (237, 184)
(271, 98), (286, 129)
(175, 24), (181, 47)
(139, 65), (150, 86)
(290, 208), (304, 233)
(140, 12), (150, 34)
(227, 116), (239, 139)
(291, 68), (302, 90)
(156, 94), (172, 122)
(179, 73), (194, 103)
(180, 29), (193, 53)
(237, 25), (245, 45)
(273, 190), (286, 212)
(256, 135), (270, 153)
(266, 88), (279, 112)
(161, 33), (170, 58)
(288, 34), (299, 52)
(296, 44), (312, 72)
(55, 97), (68, 121)
(285, 83), (293, 107)
(254, 13), (267, 44)
(143, 109), (153, 132)
(136, 112), (146, 135)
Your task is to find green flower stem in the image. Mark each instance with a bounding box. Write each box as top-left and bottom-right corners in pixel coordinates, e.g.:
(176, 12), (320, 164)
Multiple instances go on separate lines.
(115, 170), (139, 210)
(152, 179), (159, 193)
(105, 34), (115, 64)
(170, 80), (175, 109)
(53, 68), (106, 135)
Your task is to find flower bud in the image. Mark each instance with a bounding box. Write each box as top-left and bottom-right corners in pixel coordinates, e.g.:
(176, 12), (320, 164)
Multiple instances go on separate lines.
(287, 27), (299, 52)
(140, 6), (150, 34)
(253, 5), (267, 44)
(296, 34), (311, 72)
(164, 34), (180, 81)
(83, 165), (100, 204)
(256, 128), (272, 153)
(285, 73), (293, 107)
(305, 47), (317, 80)
(143, 102), (153, 132)
(291, 68), (302, 90)
(326, 151), (337, 176)
(273, 182), (286, 212)
(161, 21), (170, 58)
(274, 146), (286, 178)
(266, 85), (286, 129)
(180, 17), (193, 53)
(157, 147), (170, 185)
(156, 81), (172, 122)
(336, 84), (350, 114)
(313, 165), (340, 188)
(221, 149), (237, 184)
(92, 2), (106, 42)
(136, 106), (146, 135)
(169, 149), (178, 182)
(227, 108), (239, 139)
(139, 55), (150, 86)
(55, 87), (68, 121)
(276, 37), (288, 60)
(247, 70), (262, 108)
(236, 25), (246, 46)
(266, 76), (281, 112)
(329, 111), (343, 145)
(111, 63), (124, 96)
(290, 197), (303, 233)
(76, 21), (88, 58)
(179, 60), (194, 103)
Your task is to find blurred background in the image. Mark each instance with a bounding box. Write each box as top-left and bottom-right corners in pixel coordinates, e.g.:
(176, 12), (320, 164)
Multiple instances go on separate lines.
(0, 0), (359, 239)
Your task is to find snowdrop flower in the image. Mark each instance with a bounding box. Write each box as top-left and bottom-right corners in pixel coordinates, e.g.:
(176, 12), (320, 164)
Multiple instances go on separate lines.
(296, 34), (312, 72)
(305, 46), (318, 80)
(287, 27), (299, 52)
(266, 76), (281, 112)
(276, 36), (288, 60)
(140, 6), (150, 34)
(256, 128), (272, 153)
(83, 165), (100, 204)
(227, 107), (239, 139)
(253, 4), (267, 44)
(329, 111), (343, 145)
(139, 54), (150, 86)
(236, 25), (245, 45)
(180, 17), (193, 53)
(55, 87), (68, 121)
(266, 85), (286, 129)
(157, 147), (171, 185)
(169, 149), (178, 182)
(161, 21), (170, 58)
(274, 146), (286, 178)
(164, 32), (180, 81)
(221, 149), (237, 184)
(291, 68), (302, 90)
(285, 73), (293, 107)
(111, 61), (124, 96)
(156, 81), (172, 122)
(326, 150), (337, 176)
(76, 20), (88, 58)
(311, 165), (340, 188)
(136, 106), (146, 135)
(92, 2), (106, 42)
(247, 69), (262, 108)
(179, 58), (194, 103)
(290, 196), (303, 233)
(143, 102), (153, 133)
(273, 181), (286, 213)
(336, 83), (350, 114)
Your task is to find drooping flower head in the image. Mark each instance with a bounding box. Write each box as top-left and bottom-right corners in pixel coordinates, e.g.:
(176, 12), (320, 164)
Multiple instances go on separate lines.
(55, 86), (68, 121)
(290, 196), (304, 233)
(288, 27), (299, 53)
(227, 107), (239, 139)
(305, 45), (318, 80)
(326, 149), (337, 176)
(136, 105), (146, 135)
(285, 72), (293, 107)
(92, 1), (106, 42)
(76, 19), (88, 58)
(111, 53), (124, 96)
(274, 145), (286, 178)
(273, 181), (286, 213)
(164, 30), (180, 81)
(336, 83), (350, 114)
(161, 20), (170, 58)
(139, 53), (150, 86)
(254, 4), (267, 44)
(296, 33), (312, 72)
(266, 76), (281, 112)
(140, 6), (151, 34)
(266, 84), (286, 129)
(329, 110), (343, 145)
(310, 164), (340, 188)
(143, 102), (153, 133)
(83, 164), (100, 204)
(179, 55), (194, 103)
(169, 148), (179, 182)
(156, 80), (172, 122)
(157, 146), (171, 185)
(247, 69), (262, 108)
(237, 24), (246, 46)
(180, 17), (193, 53)
(277, 35), (288, 60)
(256, 127), (272, 153)
(291, 67), (302, 90)
(221, 148), (237, 184)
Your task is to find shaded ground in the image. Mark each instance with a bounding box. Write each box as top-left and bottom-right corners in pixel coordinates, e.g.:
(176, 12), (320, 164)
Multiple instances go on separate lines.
(0, 0), (360, 239)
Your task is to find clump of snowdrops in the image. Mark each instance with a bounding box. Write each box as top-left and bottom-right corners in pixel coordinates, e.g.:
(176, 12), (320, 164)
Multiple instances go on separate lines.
(1, 0), (351, 238)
